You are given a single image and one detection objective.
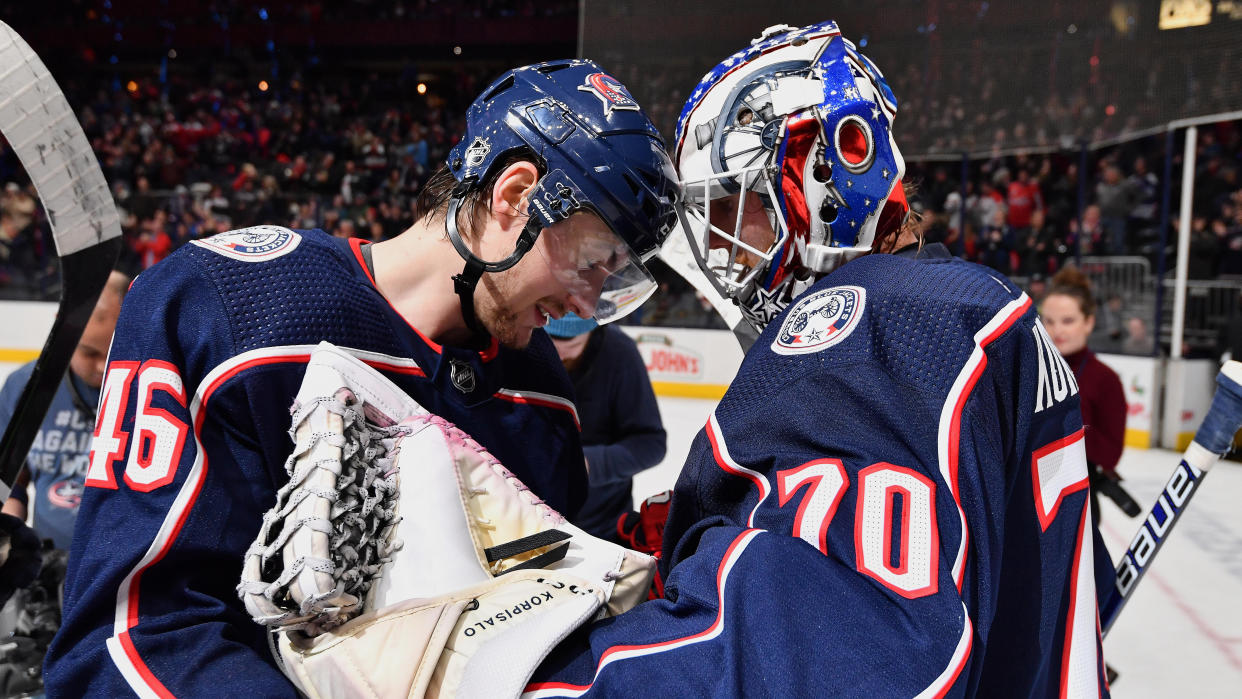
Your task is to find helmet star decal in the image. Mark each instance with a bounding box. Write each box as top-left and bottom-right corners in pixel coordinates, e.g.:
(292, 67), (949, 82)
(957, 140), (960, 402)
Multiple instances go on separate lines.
(578, 73), (641, 116)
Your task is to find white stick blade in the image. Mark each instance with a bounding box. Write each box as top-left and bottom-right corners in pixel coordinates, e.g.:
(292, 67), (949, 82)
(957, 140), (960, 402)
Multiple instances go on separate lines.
(0, 21), (121, 256)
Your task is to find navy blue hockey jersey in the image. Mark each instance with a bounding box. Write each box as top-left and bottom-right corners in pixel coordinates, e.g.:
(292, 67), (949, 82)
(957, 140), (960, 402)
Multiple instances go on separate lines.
(45, 227), (586, 697)
(529, 250), (1108, 697)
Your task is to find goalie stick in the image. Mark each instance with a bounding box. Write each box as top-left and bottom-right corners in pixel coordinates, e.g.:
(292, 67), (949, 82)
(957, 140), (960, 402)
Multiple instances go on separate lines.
(0, 22), (122, 502)
(658, 220), (759, 351)
(1100, 359), (1242, 635)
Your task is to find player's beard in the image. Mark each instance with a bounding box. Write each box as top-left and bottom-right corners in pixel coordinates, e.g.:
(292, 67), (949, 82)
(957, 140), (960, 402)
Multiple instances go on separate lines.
(474, 270), (535, 350)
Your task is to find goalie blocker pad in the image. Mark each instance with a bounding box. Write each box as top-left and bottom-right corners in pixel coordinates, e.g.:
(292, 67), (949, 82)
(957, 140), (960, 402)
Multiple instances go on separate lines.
(238, 342), (655, 697)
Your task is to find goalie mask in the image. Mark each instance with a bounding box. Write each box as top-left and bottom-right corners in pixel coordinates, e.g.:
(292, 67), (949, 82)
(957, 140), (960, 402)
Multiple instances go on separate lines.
(674, 21), (909, 332)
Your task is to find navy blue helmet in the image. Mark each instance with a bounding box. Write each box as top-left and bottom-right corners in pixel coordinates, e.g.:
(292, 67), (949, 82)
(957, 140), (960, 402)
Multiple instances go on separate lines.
(445, 60), (679, 324)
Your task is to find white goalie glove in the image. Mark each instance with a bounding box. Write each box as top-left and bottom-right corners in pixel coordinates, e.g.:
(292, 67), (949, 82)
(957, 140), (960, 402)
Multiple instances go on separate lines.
(237, 342), (656, 698)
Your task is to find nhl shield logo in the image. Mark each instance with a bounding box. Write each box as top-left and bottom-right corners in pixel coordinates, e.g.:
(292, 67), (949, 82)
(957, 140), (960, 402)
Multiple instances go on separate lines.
(578, 73), (640, 116)
(449, 359), (477, 394)
(464, 137), (491, 169)
(772, 285), (866, 355)
(192, 225), (302, 262)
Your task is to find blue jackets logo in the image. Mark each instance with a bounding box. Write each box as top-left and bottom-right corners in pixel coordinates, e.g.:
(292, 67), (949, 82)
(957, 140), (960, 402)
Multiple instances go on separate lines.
(772, 285), (866, 355)
(48, 479), (84, 510)
(578, 73), (639, 116)
(191, 225), (302, 262)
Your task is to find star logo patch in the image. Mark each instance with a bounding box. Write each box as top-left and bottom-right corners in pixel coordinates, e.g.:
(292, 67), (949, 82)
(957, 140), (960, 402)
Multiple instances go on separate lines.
(772, 285), (866, 355)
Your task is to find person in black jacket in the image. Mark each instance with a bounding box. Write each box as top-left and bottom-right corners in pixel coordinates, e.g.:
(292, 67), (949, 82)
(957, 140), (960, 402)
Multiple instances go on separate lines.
(546, 313), (667, 543)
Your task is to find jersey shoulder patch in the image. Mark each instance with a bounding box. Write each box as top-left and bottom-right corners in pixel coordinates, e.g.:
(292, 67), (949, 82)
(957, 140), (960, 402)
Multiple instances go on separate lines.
(190, 225), (302, 262)
(771, 285), (866, 355)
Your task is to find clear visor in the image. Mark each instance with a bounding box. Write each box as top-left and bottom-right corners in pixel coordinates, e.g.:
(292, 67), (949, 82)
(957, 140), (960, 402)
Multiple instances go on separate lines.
(535, 210), (657, 324)
(678, 164), (789, 300)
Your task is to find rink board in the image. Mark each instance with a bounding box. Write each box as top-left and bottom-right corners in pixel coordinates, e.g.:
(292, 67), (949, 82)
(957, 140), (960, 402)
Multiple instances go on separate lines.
(0, 301), (1223, 450)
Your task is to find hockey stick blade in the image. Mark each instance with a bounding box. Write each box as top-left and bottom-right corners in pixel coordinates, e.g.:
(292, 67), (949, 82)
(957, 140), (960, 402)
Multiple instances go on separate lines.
(0, 22), (123, 502)
(1100, 360), (1242, 634)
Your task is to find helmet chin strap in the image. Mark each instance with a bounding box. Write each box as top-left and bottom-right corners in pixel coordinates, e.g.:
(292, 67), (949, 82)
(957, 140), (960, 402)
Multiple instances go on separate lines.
(445, 193), (542, 336)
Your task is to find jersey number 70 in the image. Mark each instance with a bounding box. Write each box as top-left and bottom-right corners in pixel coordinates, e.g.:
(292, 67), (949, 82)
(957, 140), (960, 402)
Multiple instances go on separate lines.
(778, 459), (939, 599)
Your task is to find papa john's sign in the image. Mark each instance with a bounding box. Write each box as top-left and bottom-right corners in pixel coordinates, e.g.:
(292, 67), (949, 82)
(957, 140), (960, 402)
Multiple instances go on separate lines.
(621, 327), (745, 399)
(636, 333), (704, 381)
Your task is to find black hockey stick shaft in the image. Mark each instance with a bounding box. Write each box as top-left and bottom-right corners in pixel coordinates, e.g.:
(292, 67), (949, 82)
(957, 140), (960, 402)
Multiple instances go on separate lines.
(1099, 360), (1242, 635)
(0, 240), (121, 496)
(0, 23), (123, 501)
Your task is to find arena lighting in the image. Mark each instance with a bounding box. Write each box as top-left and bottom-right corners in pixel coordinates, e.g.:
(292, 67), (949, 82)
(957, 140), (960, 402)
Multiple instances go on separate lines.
(453, 45), (462, 55)
(258, 80), (269, 92)
(417, 83), (427, 94)
(126, 80), (137, 92)
(1159, 0), (1212, 29)
(167, 49), (176, 59)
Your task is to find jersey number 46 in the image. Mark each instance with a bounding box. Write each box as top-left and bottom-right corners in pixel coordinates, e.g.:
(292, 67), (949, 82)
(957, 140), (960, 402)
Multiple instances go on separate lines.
(84, 361), (189, 492)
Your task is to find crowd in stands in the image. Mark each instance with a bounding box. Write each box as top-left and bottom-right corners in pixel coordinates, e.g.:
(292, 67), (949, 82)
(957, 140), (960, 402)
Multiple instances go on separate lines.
(903, 121), (1242, 281)
(0, 39), (1240, 350)
(877, 24), (1242, 157)
(902, 120), (1242, 356)
(0, 58), (501, 296)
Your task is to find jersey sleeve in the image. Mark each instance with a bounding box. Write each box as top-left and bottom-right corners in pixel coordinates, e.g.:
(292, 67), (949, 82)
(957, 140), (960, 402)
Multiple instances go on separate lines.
(44, 254), (299, 697)
(530, 524), (973, 696)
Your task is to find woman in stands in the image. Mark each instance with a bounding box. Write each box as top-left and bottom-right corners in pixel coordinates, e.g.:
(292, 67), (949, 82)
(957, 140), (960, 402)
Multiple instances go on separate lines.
(1041, 265), (1128, 524)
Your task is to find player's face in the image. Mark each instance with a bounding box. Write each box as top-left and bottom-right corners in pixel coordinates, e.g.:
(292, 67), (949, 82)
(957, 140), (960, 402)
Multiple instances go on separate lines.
(70, 292), (121, 388)
(474, 212), (616, 349)
(707, 191), (777, 273)
(1040, 293), (1095, 356)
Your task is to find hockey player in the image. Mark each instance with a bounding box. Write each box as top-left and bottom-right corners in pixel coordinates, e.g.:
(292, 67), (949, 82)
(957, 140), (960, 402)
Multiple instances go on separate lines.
(527, 23), (1110, 696)
(44, 60), (678, 697)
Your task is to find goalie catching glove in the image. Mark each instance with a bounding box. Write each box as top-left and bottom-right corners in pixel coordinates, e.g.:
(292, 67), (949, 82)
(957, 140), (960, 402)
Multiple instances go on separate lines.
(237, 342), (655, 698)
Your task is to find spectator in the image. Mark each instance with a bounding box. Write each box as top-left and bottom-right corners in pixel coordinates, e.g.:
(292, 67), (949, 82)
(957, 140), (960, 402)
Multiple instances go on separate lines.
(979, 208), (1014, 274)
(1221, 199), (1242, 276)
(1005, 166), (1043, 230)
(1027, 272), (1049, 308)
(1095, 163), (1134, 255)
(0, 270), (131, 549)
(1092, 292), (1126, 351)
(545, 313), (667, 543)
(130, 214), (173, 270)
(1069, 204), (1104, 255)
(0, 268), (129, 695)
(1124, 315), (1156, 356)
(1127, 156), (1160, 233)
(1188, 215), (1220, 279)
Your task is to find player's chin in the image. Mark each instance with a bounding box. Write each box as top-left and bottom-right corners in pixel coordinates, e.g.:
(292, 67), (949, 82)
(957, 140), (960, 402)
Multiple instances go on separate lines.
(486, 313), (537, 350)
